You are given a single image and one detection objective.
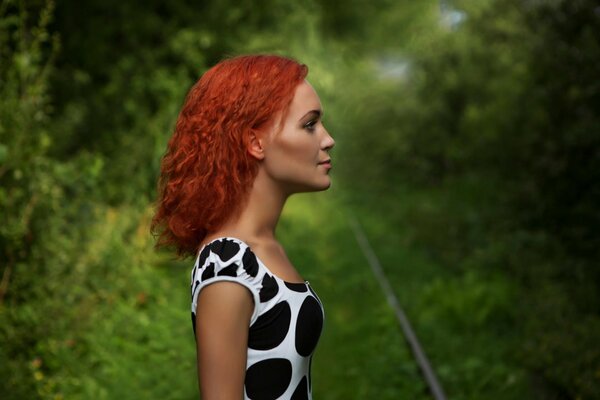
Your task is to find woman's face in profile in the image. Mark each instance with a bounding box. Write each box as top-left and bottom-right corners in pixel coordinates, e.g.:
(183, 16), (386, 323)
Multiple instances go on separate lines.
(261, 80), (335, 195)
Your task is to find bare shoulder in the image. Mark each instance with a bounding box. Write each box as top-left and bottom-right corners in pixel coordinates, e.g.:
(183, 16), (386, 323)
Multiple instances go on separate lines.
(196, 280), (254, 318)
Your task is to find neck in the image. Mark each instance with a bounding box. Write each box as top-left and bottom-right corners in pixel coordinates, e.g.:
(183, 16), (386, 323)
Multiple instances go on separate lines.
(216, 168), (289, 243)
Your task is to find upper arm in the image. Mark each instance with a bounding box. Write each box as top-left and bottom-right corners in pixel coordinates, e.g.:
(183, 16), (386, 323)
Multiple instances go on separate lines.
(195, 281), (254, 400)
(190, 238), (264, 399)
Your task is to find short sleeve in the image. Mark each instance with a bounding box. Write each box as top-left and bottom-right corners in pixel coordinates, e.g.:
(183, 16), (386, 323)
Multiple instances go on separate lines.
(191, 237), (263, 327)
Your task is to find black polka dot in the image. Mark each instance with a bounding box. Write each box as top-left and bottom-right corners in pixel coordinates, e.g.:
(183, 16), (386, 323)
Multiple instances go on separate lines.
(249, 301), (291, 350)
(242, 247), (259, 277)
(285, 281), (308, 292)
(198, 245), (211, 267)
(259, 274), (279, 302)
(291, 376), (308, 400)
(295, 296), (324, 356)
(201, 263), (215, 281)
(245, 358), (292, 399)
(209, 238), (240, 262)
(191, 312), (196, 336)
(217, 263), (238, 277)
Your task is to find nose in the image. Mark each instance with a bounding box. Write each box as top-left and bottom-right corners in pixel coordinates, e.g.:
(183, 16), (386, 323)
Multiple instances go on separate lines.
(321, 127), (335, 151)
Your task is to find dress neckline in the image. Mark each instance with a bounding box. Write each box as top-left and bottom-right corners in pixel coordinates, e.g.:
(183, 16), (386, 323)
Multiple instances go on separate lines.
(200, 236), (310, 286)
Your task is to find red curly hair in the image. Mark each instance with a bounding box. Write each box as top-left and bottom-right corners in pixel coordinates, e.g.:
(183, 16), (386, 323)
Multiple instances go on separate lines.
(151, 54), (308, 258)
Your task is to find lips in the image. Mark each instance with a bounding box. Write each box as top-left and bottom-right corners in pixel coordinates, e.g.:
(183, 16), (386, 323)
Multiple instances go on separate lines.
(318, 159), (332, 170)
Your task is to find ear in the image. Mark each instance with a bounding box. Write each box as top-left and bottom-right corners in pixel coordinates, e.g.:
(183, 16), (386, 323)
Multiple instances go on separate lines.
(247, 128), (266, 160)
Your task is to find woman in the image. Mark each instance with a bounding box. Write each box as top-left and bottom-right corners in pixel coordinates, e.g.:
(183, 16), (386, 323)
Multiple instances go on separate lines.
(151, 54), (335, 399)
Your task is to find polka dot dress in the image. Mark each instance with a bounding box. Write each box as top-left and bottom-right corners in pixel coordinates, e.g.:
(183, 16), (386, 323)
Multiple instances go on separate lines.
(191, 237), (325, 400)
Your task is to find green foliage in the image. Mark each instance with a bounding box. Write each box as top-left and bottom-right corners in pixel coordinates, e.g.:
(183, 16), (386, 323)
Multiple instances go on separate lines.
(34, 206), (197, 399)
(347, 194), (532, 399)
(0, 0), (58, 265)
(339, 0), (600, 397)
(0, 1), (67, 397)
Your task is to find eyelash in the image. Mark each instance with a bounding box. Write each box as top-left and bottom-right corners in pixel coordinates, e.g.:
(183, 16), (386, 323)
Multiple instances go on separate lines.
(304, 120), (317, 132)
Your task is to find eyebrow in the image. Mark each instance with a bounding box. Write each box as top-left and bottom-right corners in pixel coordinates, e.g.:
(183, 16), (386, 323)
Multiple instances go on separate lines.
(300, 109), (322, 120)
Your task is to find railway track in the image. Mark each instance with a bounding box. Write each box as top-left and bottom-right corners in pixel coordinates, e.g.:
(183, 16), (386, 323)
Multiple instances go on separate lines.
(348, 215), (448, 400)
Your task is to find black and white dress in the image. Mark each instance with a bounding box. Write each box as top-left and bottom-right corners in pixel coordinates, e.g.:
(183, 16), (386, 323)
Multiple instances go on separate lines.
(191, 236), (325, 399)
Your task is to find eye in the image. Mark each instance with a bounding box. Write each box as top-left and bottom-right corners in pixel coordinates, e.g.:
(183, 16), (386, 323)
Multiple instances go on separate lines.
(304, 120), (317, 132)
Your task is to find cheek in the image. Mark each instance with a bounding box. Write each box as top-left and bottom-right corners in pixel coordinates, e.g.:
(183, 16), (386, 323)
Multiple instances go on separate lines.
(264, 137), (317, 176)
(272, 136), (315, 163)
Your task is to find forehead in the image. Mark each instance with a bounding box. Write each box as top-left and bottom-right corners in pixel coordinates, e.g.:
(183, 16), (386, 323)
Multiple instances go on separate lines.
(287, 80), (322, 117)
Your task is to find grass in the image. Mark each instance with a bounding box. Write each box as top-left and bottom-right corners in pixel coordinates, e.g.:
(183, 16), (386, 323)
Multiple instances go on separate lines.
(345, 183), (534, 400)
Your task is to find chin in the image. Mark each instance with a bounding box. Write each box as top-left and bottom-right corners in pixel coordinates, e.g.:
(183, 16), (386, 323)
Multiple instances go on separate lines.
(312, 178), (332, 192)
(285, 177), (332, 194)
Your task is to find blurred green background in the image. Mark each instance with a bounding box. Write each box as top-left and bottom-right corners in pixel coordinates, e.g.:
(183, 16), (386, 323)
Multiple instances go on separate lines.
(1, 0), (599, 398)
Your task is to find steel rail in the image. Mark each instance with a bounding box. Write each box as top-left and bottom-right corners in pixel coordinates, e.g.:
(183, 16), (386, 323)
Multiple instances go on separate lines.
(348, 214), (448, 400)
